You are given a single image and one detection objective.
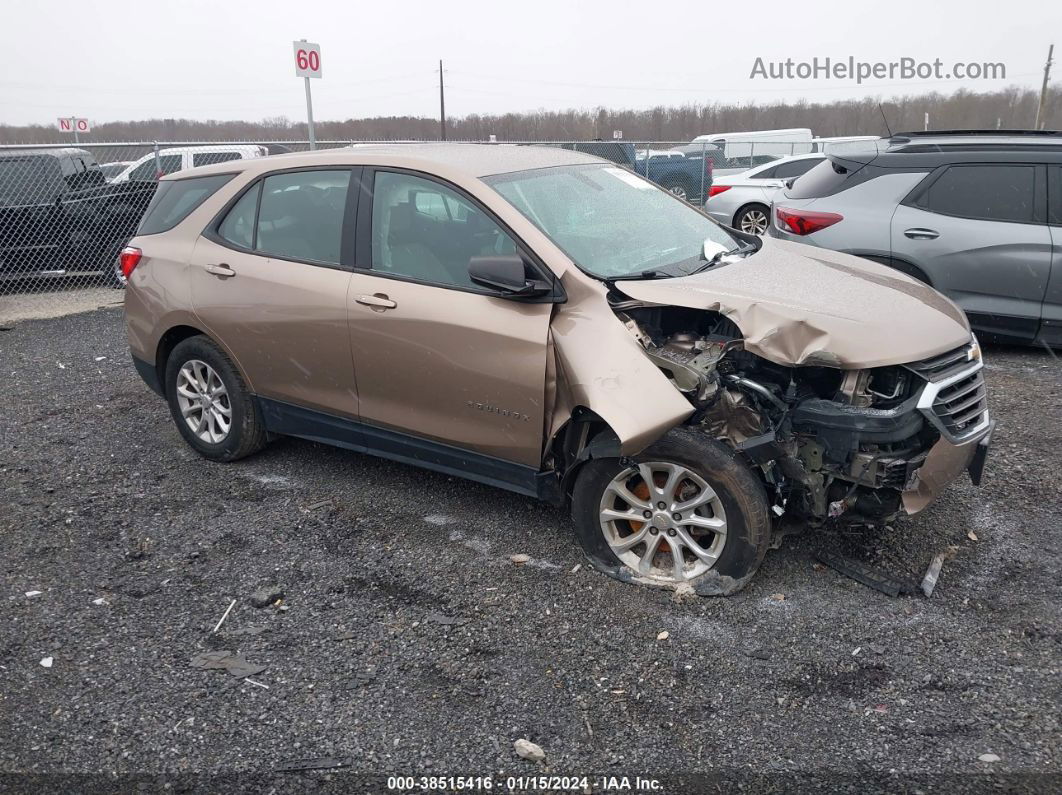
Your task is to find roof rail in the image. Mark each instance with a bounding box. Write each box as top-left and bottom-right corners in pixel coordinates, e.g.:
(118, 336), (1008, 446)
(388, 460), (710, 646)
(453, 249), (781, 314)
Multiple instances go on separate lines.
(891, 129), (1061, 139)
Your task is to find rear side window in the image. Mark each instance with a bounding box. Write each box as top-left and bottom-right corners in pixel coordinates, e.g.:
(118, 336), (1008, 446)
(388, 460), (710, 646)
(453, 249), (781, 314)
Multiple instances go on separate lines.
(1049, 166), (1062, 225)
(916, 165), (1036, 224)
(255, 170), (351, 264)
(129, 154), (183, 182)
(0, 157), (61, 203)
(787, 159), (854, 198)
(138, 174), (234, 235)
(773, 158), (821, 179)
(193, 151), (242, 168)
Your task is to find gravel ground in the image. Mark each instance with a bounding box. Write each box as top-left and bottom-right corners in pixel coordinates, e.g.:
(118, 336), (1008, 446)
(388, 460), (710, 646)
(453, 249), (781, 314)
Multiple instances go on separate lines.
(0, 286), (121, 326)
(1, 307), (1059, 792)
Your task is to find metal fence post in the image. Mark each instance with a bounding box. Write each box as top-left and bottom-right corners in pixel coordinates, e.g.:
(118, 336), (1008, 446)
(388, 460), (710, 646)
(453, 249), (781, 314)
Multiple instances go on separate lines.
(700, 142), (706, 204)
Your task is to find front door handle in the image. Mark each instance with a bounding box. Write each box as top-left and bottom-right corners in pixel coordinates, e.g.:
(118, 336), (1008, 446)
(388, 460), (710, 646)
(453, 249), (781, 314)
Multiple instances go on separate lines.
(205, 263), (236, 277)
(354, 293), (397, 310)
(904, 228), (940, 240)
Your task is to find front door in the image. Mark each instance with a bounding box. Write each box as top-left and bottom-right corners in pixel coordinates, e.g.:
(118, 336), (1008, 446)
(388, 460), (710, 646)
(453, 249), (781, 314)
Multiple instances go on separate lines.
(188, 167), (359, 417)
(891, 163), (1050, 343)
(347, 169), (553, 468)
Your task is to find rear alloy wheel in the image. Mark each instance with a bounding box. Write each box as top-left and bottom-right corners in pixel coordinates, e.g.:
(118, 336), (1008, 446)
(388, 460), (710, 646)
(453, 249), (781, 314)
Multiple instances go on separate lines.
(667, 184), (690, 202)
(176, 360), (232, 444)
(735, 204), (770, 236)
(164, 336), (267, 462)
(571, 429), (770, 594)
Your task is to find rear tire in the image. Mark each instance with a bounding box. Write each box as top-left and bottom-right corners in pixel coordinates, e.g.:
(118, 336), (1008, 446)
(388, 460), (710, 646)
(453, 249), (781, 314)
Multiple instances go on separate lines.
(164, 336), (267, 462)
(734, 204), (770, 236)
(664, 181), (691, 202)
(571, 427), (770, 595)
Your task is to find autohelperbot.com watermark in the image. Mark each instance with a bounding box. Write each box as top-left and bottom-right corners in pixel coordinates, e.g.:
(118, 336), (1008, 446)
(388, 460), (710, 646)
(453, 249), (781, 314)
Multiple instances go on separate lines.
(750, 56), (1006, 83)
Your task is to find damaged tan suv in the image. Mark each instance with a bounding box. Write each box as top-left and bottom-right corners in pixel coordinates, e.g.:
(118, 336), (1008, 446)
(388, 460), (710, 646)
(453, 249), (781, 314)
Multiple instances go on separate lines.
(123, 144), (993, 595)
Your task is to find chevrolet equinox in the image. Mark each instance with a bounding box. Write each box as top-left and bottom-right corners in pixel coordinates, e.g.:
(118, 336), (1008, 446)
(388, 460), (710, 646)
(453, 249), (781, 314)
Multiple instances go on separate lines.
(123, 144), (993, 595)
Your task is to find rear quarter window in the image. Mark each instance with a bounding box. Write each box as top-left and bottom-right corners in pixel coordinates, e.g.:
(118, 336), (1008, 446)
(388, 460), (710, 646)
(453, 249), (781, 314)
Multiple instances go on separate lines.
(138, 174), (234, 236)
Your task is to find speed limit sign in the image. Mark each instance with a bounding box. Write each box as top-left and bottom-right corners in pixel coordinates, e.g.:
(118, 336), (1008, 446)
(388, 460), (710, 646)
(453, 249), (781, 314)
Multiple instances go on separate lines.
(293, 41), (322, 78)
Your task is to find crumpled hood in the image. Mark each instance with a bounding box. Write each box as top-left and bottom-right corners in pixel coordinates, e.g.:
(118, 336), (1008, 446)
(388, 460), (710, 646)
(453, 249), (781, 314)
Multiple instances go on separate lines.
(616, 237), (971, 369)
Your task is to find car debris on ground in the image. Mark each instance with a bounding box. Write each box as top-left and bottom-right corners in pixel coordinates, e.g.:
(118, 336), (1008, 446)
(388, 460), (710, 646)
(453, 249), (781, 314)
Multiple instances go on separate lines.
(249, 585), (284, 608)
(189, 651), (267, 679)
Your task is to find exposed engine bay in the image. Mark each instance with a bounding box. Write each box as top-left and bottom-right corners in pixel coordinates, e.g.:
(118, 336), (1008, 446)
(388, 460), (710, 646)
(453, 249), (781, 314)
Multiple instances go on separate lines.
(612, 300), (988, 528)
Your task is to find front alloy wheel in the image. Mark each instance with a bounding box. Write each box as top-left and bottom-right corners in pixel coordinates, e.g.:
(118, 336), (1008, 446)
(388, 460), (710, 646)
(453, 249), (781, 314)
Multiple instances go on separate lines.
(599, 462), (727, 582)
(571, 428), (771, 595)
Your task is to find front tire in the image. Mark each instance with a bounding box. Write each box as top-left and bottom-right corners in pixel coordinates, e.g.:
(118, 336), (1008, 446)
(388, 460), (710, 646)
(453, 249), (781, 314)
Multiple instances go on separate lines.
(571, 428), (770, 595)
(164, 336), (267, 462)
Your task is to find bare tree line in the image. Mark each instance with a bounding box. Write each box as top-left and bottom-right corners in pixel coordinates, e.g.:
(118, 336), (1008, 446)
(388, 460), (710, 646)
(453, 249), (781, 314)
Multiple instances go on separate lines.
(2, 85), (1058, 144)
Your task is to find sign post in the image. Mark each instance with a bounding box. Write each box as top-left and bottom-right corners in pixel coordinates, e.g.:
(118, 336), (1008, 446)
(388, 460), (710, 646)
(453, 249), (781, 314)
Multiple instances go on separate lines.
(57, 117), (90, 144)
(293, 40), (322, 150)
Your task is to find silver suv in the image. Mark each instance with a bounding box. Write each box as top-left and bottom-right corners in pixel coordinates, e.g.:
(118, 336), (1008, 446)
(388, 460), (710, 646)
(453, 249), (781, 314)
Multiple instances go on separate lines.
(769, 130), (1062, 348)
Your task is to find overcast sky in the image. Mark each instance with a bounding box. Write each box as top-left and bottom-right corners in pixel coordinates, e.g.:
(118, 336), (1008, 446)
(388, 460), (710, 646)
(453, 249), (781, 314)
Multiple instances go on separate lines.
(1, 0), (1057, 127)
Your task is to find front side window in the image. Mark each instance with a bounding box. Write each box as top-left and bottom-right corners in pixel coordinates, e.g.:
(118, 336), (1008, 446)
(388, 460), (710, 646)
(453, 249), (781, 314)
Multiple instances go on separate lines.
(255, 170), (350, 264)
(129, 154), (183, 182)
(138, 174), (233, 235)
(371, 171), (517, 288)
(918, 165), (1036, 224)
(486, 164), (741, 279)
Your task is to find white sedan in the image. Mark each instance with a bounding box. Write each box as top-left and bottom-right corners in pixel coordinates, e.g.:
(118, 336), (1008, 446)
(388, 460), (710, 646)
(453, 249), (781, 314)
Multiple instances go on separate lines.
(704, 153), (824, 234)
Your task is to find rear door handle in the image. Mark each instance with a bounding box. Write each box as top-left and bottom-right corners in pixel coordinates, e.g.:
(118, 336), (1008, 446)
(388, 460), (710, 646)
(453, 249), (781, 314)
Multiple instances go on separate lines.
(904, 228), (939, 240)
(354, 293), (397, 310)
(205, 263), (236, 277)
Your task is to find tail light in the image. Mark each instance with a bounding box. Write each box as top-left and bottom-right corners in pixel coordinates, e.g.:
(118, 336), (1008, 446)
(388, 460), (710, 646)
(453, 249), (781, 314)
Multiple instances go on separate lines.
(775, 206), (843, 236)
(708, 185), (731, 198)
(119, 246), (142, 279)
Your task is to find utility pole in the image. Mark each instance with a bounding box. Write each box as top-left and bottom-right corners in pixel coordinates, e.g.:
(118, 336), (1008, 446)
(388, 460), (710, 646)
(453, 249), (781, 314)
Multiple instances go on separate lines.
(438, 59), (447, 141)
(1034, 44), (1054, 131)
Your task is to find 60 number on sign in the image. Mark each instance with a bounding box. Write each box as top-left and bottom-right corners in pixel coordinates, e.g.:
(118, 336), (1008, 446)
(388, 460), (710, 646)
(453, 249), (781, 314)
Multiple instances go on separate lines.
(293, 41), (322, 78)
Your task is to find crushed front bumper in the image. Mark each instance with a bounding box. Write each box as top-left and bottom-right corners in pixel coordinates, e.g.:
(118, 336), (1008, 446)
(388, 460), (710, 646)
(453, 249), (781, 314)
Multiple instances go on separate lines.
(902, 419), (994, 514)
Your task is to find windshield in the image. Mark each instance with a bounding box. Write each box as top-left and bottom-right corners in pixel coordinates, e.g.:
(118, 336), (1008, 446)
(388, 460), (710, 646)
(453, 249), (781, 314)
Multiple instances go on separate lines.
(486, 164), (741, 279)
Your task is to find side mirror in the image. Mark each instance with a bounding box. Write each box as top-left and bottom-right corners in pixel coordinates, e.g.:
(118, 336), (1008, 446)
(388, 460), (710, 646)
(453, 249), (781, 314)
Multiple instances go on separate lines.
(469, 255), (552, 298)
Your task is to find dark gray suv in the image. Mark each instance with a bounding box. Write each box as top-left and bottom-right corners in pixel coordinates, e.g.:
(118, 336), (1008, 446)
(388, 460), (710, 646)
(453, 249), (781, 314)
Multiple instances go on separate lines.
(769, 130), (1062, 347)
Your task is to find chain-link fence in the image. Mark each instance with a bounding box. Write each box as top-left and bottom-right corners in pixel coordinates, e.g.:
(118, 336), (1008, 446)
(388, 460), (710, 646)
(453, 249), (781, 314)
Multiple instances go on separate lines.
(0, 138), (816, 312)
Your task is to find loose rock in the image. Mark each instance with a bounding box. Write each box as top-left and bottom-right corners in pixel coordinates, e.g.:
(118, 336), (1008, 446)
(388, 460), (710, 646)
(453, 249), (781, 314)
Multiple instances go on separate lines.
(514, 738), (545, 762)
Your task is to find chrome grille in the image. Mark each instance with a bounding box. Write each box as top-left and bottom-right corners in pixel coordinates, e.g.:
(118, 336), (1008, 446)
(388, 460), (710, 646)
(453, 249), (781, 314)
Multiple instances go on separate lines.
(931, 371), (988, 436)
(910, 342), (990, 443)
(906, 343), (977, 382)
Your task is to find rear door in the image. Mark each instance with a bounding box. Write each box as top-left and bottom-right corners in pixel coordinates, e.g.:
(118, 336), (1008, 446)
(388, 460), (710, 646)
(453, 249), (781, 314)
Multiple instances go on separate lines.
(891, 163), (1050, 343)
(346, 168), (553, 468)
(188, 167), (359, 417)
(1044, 165), (1062, 345)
